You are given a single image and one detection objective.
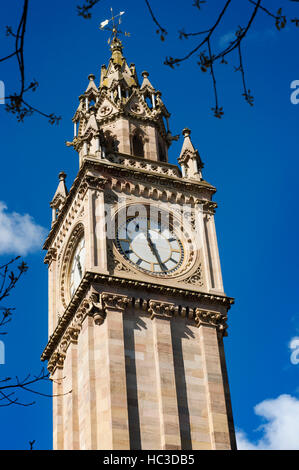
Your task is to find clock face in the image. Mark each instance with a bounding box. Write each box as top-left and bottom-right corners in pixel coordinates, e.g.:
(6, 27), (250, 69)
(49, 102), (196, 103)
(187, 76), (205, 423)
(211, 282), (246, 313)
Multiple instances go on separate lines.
(116, 215), (184, 276)
(69, 237), (85, 297)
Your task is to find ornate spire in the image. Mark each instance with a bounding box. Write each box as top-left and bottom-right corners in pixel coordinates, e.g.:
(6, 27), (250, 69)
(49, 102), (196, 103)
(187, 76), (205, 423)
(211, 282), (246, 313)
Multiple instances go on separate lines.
(140, 71), (155, 92)
(67, 17), (179, 166)
(85, 74), (98, 94)
(178, 128), (203, 180)
(109, 36), (124, 66)
(50, 172), (68, 224)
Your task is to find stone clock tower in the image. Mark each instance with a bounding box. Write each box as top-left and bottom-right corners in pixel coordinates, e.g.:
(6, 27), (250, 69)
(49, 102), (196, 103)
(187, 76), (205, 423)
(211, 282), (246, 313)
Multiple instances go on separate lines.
(41, 35), (236, 450)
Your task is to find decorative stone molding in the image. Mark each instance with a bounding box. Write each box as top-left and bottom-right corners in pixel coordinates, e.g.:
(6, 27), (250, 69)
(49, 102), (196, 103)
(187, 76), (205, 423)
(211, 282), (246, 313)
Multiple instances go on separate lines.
(84, 292), (106, 325)
(194, 308), (228, 336)
(99, 105), (112, 117)
(44, 183), (85, 253)
(48, 290), (132, 372)
(59, 223), (84, 309)
(44, 247), (57, 265)
(43, 158), (216, 250)
(196, 199), (218, 215)
(182, 264), (203, 287)
(101, 292), (132, 312)
(107, 245), (131, 274)
(79, 174), (108, 196)
(47, 289), (103, 373)
(114, 260), (131, 273)
(41, 271), (233, 367)
(48, 351), (65, 373)
(148, 300), (179, 320)
(106, 152), (180, 178)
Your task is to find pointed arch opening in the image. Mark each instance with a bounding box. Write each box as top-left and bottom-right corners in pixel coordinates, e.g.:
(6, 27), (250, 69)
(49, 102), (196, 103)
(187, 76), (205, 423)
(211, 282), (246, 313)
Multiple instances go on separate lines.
(132, 133), (144, 158)
(101, 130), (119, 155)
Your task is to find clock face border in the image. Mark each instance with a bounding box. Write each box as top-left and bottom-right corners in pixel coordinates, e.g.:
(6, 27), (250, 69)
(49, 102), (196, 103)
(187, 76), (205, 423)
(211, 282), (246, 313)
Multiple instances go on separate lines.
(69, 235), (86, 298)
(60, 223), (85, 309)
(113, 205), (195, 279)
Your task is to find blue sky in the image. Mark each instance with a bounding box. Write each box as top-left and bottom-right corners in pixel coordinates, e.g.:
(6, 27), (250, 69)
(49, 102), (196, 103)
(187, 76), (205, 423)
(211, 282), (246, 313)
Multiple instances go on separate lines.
(1, 0), (299, 450)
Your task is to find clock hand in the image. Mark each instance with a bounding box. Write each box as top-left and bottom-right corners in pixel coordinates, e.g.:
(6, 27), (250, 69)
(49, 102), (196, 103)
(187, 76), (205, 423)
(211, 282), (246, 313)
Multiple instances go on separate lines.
(75, 254), (82, 277)
(146, 231), (166, 272)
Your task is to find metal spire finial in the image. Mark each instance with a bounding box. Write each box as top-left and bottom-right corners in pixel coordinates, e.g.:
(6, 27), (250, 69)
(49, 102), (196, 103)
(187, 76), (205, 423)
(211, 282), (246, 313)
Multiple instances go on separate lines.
(99, 8), (130, 44)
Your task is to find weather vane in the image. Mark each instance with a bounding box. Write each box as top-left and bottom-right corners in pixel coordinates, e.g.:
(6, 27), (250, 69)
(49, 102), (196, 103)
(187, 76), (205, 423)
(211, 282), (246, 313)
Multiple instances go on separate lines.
(99, 8), (130, 44)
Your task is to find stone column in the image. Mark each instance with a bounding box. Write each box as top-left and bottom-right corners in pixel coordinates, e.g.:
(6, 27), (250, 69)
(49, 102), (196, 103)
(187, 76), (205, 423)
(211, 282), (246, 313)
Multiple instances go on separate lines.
(96, 293), (131, 449)
(63, 333), (79, 450)
(94, 187), (108, 271)
(45, 248), (57, 336)
(194, 201), (211, 290)
(52, 367), (64, 450)
(197, 313), (232, 450)
(85, 176), (108, 272)
(77, 315), (97, 449)
(204, 214), (224, 292)
(149, 301), (181, 450)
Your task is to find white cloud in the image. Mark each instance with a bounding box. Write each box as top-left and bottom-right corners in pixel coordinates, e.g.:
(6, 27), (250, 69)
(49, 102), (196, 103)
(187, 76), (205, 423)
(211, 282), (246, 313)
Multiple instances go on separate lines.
(218, 31), (236, 48)
(237, 395), (299, 450)
(218, 28), (277, 49)
(0, 202), (46, 256)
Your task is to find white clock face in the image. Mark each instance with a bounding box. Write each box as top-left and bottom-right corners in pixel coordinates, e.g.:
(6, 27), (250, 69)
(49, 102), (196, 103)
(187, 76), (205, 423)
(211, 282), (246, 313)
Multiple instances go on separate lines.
(69, 237), (85, 297)
(116, 215), (184, 276)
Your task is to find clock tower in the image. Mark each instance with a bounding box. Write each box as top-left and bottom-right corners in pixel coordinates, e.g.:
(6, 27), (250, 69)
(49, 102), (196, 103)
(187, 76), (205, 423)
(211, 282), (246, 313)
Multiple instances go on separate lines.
(42, 35), (236, 450)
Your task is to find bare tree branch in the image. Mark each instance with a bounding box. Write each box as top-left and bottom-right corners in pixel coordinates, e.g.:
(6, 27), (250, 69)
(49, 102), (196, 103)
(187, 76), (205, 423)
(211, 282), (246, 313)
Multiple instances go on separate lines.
(0, 258), (69, 407)
(0, 367), (70, 407)
(0, 257), (28, 333)
(2, 0), (61, 124)
(77, 0), (102, 19)
(144, 0), (168, 41)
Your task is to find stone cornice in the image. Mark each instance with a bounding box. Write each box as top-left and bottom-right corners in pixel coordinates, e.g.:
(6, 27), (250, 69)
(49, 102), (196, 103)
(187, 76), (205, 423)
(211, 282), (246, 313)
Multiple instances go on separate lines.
(41, 270), (234, 364)
(43, 157), (216, 250)
(195, 308), (228, 335)
(148, 300), (178, 320)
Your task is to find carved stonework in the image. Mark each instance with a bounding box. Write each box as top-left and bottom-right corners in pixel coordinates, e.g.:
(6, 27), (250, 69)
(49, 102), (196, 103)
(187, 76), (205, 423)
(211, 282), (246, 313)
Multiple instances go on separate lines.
(114, 260), (131, 273)
(80, 174), (108, 193)
(44, 158), (217, 253)
(148, 300), (178, 319)
(43, 278), (233, 372)
(101, 292), (132, 311)
(183, 264), (203, 287)
(194, 308), (228, 336)
(107, 244), (131, 274)
(196, 199), (217, 215)
(83, 292), (106, 325)
(60, 223), (84, 309)
(47, 290), (103, 373)
(99, 105), (112, 116)
(44, 247), (57, 265)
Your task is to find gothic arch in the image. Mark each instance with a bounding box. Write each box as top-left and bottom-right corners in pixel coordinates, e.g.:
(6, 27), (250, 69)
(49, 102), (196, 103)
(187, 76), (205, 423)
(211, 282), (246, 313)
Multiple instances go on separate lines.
(101, 129), (119, 155)
(131, 128), (146, 158)
(60, 222), (85, 310)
